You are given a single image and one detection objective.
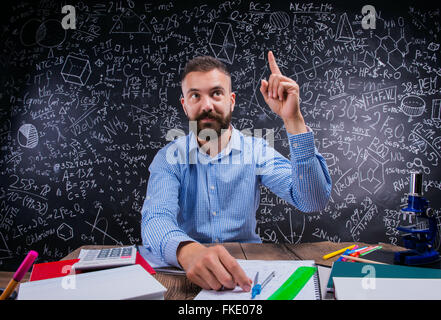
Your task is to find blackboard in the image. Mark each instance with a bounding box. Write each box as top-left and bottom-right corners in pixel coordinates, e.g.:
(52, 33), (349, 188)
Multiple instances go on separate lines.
(0, 0), (440, 270)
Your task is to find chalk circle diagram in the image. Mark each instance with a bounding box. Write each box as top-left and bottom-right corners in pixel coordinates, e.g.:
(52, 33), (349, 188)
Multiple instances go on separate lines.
(35, 19), (67, 57)
(269, 11), (290, 29)
(20, 18), (41, 46)
(18, 123), (39, 149)
(400, 95), (426, 120)
(110, 9), (151, 34)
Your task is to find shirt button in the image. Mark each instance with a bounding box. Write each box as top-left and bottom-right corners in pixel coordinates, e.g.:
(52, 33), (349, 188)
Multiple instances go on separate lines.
(210, 185), (215, 190)
(214, 238), (219, 243)
(212, 211), (217, 216)
(293, 143), (298, 148)
(299, 175), (303, 179)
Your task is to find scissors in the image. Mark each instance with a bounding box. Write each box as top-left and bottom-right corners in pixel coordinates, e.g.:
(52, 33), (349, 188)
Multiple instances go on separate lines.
(251, 271), (275, 299)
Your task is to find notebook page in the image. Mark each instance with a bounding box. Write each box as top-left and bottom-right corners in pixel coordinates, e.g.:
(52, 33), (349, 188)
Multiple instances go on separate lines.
(194, 260), (318, 300)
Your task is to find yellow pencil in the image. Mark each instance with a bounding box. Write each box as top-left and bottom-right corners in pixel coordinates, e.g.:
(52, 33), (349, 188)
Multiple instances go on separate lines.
(322, 245), (356, 260)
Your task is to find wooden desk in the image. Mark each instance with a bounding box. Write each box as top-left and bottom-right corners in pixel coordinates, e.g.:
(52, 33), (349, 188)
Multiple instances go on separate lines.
(1, 241), (403, 300)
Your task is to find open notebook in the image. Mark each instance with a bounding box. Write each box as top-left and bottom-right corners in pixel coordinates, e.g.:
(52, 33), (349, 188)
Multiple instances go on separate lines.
(194, 260), (320, 300)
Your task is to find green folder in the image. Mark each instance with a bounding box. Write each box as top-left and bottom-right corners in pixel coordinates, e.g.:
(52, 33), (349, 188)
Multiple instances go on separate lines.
(327, 261), (441, 291)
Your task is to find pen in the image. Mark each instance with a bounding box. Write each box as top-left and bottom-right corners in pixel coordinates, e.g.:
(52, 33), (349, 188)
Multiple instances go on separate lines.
(251, 271), (275, 299)
(0, 250), (38, 300)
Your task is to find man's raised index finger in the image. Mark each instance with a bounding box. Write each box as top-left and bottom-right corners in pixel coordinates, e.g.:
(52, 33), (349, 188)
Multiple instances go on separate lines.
(268, 51), (282, 75)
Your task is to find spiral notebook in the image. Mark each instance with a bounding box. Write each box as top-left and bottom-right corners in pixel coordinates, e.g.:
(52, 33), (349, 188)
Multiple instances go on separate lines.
(194, 260), (320, 300)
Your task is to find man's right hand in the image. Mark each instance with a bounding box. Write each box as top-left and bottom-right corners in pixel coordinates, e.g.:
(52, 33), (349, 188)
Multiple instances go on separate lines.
(177, 242), (253, 292)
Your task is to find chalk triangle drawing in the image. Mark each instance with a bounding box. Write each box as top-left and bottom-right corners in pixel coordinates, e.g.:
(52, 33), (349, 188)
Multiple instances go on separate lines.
(335, 13), (354, 42)
(292, 44), (308, 64)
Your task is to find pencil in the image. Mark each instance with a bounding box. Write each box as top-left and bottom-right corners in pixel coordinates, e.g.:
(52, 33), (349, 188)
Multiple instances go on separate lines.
(340, 255), (387, 265)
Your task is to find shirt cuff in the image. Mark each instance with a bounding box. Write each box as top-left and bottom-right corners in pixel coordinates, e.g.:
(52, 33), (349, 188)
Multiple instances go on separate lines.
(164, 234), (197, 268)
(286, 126), (315, 161)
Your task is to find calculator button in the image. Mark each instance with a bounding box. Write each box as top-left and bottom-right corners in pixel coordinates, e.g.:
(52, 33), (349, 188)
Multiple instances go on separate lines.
(97, 250), (110, 259)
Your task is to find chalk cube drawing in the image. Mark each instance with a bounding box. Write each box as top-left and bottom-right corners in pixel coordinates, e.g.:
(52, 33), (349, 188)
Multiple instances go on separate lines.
(61, 55), (92, 86)
(209, 22), (236, 64)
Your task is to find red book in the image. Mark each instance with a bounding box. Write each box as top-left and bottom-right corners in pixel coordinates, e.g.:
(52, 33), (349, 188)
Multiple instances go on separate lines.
(136, 252), (156, 275)
(29, 259), (81, 282)
(29, 252), (155, 282)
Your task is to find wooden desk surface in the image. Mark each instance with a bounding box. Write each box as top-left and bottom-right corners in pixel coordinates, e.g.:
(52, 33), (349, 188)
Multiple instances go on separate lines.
(0, 241), (403, 300)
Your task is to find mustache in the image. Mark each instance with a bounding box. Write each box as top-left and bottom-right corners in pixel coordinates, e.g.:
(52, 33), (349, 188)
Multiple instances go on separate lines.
(195, 111), (221, 121)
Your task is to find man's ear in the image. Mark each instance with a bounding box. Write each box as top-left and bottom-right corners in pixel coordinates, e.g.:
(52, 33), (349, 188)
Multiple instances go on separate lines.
(230, 92), (236, 112)
(180, 96), (188, 117)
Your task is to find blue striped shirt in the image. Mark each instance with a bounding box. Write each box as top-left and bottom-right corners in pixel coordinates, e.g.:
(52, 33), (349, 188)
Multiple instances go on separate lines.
(141, 126), (332, 267)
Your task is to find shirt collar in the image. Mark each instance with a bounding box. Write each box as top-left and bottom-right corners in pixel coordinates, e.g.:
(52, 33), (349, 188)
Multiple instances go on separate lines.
(189, 125), (242, 158)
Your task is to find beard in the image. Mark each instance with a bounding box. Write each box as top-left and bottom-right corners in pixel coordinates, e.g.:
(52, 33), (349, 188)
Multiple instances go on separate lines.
(194, 109), (232, 140)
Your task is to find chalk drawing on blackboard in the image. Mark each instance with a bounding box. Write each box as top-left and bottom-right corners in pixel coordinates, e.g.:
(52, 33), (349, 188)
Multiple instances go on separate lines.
(406, 157), (430, 175)
(61, 55), (92, 86)
(291, 44), (308, 64)
(109, 9), (151, 34)
(209, 22), (236, 64)
(57, 223), (74, 241)
(396, 31), (410, 55)
(274, 212), (305, 244)
(17, 124), (38, 149)
(358, 151), (387, 195)
(433, 99), (441, 121)
(85, 220), (123, 245)
(130, 105), (158, 125)
(335, 13), (354, 42)
(322, 153), (337, 167)
(0, 232), (12, 259)
(387, 48), (405, 70)
(269, 11), (290, 29)
(362, 86), (397, 111)
(400, 95), (426, 119)
(360, 50), (376, 68)
(36, 19), (67, 58)
(19, 18), (41, 47)
(291, 57), (333, 81)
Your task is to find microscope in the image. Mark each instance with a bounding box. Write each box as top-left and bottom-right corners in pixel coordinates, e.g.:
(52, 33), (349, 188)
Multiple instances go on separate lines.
(394, 172), (440, 265)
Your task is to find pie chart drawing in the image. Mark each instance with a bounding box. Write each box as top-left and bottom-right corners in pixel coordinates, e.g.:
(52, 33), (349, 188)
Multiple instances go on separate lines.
(18, 124), (39, 148)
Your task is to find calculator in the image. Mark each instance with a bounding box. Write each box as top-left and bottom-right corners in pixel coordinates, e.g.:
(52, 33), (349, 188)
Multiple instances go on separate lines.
(74, 246), (137, 271)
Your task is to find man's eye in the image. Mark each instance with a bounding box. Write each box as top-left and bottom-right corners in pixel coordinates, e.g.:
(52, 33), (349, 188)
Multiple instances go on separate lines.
(213, 91), (222, 97)
(191, 93), (199, 99)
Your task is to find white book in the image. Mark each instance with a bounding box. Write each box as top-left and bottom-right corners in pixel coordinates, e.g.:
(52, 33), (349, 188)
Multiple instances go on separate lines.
(17, 264), (167, 300)
(333, 277), (441, 300)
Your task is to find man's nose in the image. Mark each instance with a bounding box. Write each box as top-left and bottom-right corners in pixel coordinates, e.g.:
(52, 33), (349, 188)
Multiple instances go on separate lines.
(201, 95), (214, 113)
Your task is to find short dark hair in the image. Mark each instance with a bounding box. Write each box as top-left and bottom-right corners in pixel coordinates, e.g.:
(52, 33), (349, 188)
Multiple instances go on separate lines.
(180, 56), (231, 82)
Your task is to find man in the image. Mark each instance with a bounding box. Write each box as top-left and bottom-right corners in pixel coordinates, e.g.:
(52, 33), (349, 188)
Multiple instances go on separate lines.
(141, 51), (332, 292)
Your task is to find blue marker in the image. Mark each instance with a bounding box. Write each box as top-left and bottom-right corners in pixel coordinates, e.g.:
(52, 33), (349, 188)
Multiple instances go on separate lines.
(251, 271), (275, 299)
